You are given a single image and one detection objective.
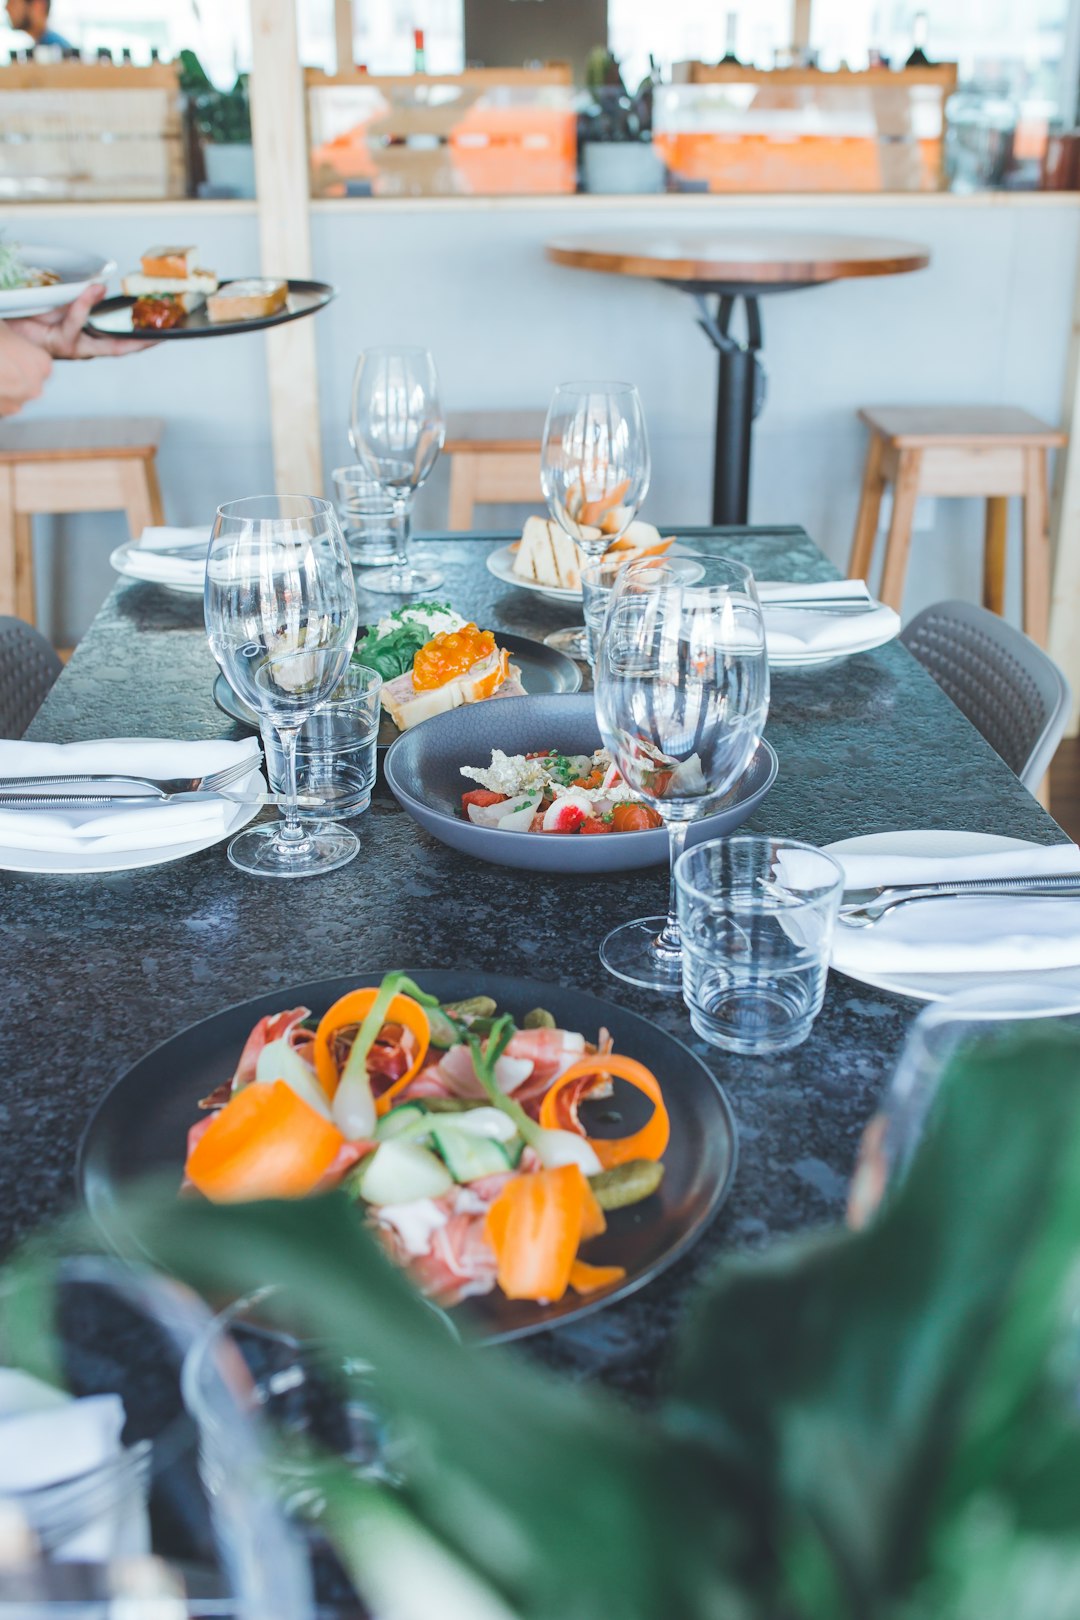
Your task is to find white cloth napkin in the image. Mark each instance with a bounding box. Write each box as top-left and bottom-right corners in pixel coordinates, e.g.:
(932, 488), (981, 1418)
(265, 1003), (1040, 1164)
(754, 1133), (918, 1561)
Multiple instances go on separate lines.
(0, 737), (260, 853)
(0, 1372), (148, 1562)
(830, 837), (1080, 976)
(124, 526), (209, 588)
(757, 579), (900, 656)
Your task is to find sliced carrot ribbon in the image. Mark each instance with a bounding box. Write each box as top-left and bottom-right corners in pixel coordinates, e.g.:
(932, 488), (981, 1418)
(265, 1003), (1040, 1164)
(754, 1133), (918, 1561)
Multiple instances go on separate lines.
(569, 1259), (627, 1295)
(312, 987), (431, 1111)
(186, 1080), (345, 1203)
(539, 1054), (670, 1170)
(483, 1164), (594, 1303)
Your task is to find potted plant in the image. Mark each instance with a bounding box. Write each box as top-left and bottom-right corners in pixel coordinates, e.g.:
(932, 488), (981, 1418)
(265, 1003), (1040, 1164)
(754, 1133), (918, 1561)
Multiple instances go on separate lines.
(7, 1026), (1080, 1619)
(579, 48), (665, 195)
(180, 49), (255, 200)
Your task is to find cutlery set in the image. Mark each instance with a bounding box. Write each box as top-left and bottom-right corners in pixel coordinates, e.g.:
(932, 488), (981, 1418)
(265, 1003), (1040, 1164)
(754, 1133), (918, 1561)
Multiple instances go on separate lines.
(0, 760), (328, 812)
(837, 872), (1080, 929)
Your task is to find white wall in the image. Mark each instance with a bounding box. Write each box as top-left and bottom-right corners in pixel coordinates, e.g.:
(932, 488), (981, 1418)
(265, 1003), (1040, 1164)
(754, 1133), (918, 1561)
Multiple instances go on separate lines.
(11, 194), (1080, 644)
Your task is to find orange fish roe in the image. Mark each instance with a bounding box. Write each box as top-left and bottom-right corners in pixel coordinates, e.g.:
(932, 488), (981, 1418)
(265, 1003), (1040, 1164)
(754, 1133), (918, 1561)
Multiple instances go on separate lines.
(413, 624), (497, 690)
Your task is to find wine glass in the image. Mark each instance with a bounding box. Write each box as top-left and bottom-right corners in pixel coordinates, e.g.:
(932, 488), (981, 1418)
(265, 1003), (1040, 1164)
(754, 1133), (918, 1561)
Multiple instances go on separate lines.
(540, 381), (651, 661)
(350, 346), (446, 595)
(205, 495), (359, 879)
(593, 554), (770, 992)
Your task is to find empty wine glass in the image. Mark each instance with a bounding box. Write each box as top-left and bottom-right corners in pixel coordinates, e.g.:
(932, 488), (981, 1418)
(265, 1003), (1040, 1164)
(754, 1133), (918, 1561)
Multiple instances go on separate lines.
(350, 346), (446, 595)
(540, 381), (651, 661)
(205, 495), (359, 879)
(593, 554), (770, 992)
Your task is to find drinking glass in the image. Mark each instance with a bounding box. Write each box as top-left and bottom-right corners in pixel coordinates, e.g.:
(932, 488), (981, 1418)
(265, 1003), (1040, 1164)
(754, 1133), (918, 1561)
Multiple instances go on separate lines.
(593, 554), (770, 992)
(540, 381), (650, 661)
(349, 346), (445, 594)
(675, 836), (844, 1054)
(205, 495), (359, 879)
(331, 465), (398, 568)
(260, 663), (382, 822)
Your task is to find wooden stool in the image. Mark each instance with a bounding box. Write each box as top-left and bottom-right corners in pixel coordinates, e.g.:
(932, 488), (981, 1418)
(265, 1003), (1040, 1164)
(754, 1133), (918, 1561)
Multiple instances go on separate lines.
(847, 406), (1065, 646)
(445, 410), (545, 529)
(0, 416), (165, 630)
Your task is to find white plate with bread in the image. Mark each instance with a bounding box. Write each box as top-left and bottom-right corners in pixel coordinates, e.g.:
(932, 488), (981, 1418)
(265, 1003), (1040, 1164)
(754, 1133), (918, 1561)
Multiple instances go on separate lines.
(486, 517), (669, 602)
(84, 245), (334, 339)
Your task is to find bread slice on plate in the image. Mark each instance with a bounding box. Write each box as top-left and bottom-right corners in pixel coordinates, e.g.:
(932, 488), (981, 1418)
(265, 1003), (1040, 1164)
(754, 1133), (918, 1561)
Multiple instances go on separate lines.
(122, 270), (219, 307)
(207, 279), (289, 324)
(141, 246), (199, 279)
(513, 517), (603, 592)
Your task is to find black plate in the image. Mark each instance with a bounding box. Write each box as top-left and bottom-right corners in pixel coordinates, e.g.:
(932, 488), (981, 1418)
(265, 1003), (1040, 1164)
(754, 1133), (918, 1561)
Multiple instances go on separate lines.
(84, 279), (336, 340)
(212, 633), (584, 751)
(77, 969), (737, 1346)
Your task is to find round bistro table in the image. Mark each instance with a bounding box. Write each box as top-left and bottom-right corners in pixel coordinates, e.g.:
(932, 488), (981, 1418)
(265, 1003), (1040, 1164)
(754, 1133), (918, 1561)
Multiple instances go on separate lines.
(545, 231), (930, 526)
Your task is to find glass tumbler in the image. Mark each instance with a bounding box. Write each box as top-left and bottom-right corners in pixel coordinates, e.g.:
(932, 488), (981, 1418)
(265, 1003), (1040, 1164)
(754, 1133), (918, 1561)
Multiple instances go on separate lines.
(260, 665), (382, 822)
(331, 465), (398, 568)
(675, 836), (844, 1055)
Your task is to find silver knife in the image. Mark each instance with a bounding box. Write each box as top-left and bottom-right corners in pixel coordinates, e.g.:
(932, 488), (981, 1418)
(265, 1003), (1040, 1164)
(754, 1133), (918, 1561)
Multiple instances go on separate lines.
(841, 872), (1080, 908)
(0, 791), (328, 810)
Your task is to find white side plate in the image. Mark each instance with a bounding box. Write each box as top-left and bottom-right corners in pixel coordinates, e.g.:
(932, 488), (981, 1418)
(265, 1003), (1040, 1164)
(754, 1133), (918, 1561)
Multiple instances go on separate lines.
(0, 246), (116, 319)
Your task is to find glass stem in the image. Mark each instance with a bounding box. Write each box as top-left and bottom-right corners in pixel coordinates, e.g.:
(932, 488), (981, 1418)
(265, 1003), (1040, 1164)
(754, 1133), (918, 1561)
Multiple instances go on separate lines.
(393, 496), (411, 573)
(658, 818), (691, 953)
(277, 725), (308, 849)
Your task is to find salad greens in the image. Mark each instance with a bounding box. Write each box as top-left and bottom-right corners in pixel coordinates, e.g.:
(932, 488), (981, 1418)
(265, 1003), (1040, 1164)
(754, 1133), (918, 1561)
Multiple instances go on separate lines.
(0, 239), (31, 292)
(353, 602), (463, 679)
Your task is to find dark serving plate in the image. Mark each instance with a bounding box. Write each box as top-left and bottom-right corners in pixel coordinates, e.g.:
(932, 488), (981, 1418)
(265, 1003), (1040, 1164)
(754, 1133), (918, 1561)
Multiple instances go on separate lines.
(84, 279), (336, 340)
(77, 969), (737, 1346)
(212, 633), (583, 750)
(384, 692), (778, 874)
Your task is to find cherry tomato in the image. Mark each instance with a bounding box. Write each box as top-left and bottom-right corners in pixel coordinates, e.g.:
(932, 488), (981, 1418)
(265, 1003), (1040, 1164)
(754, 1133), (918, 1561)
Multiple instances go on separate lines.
(462, 789), (507, 815)
(611, 803), (661, 833)
(580, 817), (614, 835)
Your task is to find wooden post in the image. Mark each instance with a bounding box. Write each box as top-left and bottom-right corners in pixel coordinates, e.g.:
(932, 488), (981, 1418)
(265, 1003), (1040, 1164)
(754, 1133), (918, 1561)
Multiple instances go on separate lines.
(334, 0), (354, 73)
(248, 0), (323, 497)
(1049, 259), (1080, 732)
(792, 0), (812, 50)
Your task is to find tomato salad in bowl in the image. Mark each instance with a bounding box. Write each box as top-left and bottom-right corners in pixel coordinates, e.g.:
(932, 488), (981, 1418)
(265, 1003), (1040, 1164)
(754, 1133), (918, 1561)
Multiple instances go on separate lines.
(183, 971), (671, 1309)
(460, 747), (663, 836)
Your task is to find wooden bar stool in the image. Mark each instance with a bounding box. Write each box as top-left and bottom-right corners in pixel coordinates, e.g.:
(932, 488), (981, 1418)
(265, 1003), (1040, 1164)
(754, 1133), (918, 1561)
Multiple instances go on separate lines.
(0, 416), (165, 630)
(445, 410), (545, 529)
(847, 406), (1065, 646)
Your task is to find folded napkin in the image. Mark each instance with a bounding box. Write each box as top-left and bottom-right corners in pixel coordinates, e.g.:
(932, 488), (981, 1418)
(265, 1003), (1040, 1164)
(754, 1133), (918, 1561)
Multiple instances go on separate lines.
(758, 579), (900, 657)
(0, 737), (260, 854)
(0, 1370), (148, 1562)
(123, 526), (209, 588)
(830, 837), (1080, 977)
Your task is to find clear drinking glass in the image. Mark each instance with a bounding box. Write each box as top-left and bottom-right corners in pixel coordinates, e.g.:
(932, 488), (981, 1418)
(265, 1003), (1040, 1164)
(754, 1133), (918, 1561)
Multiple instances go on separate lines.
(260, 663), (382, 822)
(593, 554), (770, 992)
(331, 465), (398, 568)
(205, 495), (359, 879)
(541, 381), (651, 661)
(675, 836), (844, 1054)
(349, 346), (446, 595)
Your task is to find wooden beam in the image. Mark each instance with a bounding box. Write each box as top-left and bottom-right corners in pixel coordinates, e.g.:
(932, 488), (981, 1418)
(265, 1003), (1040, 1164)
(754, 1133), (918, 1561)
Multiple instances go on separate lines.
(1049, 257), (1080, 732)
(792, 0), (812, 50)
(249, 0), (323, 497)
(334, 0), (354, 73)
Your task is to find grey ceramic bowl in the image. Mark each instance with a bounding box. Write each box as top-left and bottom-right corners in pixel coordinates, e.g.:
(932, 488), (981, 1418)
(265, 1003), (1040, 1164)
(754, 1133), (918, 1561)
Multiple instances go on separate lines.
(384, 693), (778, 874)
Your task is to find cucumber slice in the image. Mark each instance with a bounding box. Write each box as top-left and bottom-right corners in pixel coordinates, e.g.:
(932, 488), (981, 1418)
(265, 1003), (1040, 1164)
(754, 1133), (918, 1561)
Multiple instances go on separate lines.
(357, 1140), (453, 1206)
(254, 1038), (332, 1121)
(376, 1102), (431, 1142)
(431, 1106), (517, 1142)
(426, 1006), (463, 1049)
(431, 1125), (512, 1183)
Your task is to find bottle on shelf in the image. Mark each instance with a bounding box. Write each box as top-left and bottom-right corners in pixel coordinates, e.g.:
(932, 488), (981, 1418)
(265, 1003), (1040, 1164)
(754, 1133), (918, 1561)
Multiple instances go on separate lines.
(120, 46), (133, 64)
(906, 10), (932, 67)
(720, 10), (740, 66)
(413, 28), (426, 73)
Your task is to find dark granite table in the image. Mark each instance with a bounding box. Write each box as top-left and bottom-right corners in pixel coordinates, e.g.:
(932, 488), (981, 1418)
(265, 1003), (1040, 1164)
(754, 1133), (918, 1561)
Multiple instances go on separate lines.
(0, 527), (1067, 1399)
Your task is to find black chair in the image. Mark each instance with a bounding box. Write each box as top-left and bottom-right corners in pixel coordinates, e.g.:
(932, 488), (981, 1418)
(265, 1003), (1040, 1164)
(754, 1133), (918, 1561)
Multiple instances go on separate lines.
(0, 615), (62, 739)
(901, 599), (1070, 792)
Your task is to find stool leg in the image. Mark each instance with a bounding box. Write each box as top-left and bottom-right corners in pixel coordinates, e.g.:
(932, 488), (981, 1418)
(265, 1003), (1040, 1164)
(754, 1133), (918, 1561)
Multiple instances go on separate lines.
(983, 496), (1009, 618)
(848, 432), (886, 584)
(0, 467), (15, 618)
(119, 458), (158, 542)
(144, 453), (165, 525)
(878, 448), (922, 615)
(447, 455), (478, 530)
(1022, 447), (1050, 646)
(14, 512), (34, 626)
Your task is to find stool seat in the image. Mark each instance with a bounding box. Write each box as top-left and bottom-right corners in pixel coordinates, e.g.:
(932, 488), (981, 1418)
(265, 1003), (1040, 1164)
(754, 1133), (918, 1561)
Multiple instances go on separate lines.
(848, 404), (1064, 647)
(0, 415), (165, 643)
(444, 410), (545, 529)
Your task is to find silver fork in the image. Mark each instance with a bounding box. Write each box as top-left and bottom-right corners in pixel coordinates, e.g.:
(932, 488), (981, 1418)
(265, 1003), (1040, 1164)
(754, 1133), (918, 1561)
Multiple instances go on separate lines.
(0, 758), (257, 798)
(838, 874), (1080, 929)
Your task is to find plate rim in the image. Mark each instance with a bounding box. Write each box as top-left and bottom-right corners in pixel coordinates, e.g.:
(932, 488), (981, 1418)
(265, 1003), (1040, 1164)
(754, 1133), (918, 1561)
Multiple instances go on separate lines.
(109, 539), (205, 595)
(76, 966), (739, 1346)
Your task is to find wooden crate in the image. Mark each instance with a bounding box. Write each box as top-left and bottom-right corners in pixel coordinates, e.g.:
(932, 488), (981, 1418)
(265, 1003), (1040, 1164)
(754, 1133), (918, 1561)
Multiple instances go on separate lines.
(0, 61), (186, 201)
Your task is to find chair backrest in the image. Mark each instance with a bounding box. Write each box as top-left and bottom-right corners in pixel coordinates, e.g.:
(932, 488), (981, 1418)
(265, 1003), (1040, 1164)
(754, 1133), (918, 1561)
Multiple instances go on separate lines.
(901, 600), (1070, 790)
(0, 616), (62, 739)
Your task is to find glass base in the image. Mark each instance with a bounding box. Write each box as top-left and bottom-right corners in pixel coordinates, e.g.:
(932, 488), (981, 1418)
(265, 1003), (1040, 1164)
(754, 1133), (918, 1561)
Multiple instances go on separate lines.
(360, 560), (444, 595)
(687, 996), (815, 1056)
(599, 915), (684, 994)
(543, 625), (589, 661)
(227, 820), (360, 879)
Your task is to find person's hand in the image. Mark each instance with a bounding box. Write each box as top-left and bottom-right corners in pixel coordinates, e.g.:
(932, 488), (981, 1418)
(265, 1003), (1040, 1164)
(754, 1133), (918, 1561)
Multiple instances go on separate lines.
(0, 320), (53, 416)
(6, 284), (155, 360)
